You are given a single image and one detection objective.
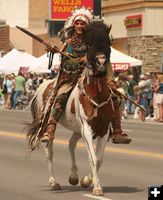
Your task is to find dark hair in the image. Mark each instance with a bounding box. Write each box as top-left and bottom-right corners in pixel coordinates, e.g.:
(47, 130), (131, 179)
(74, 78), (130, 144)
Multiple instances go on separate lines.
(18, 71), (23, 76)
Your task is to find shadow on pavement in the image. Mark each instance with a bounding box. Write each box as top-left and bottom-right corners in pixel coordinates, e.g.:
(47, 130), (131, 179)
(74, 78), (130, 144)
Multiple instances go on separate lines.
(39, 185), (143, 194)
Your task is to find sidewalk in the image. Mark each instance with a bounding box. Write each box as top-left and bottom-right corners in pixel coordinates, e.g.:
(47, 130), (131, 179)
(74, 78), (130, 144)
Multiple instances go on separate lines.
(123, 113), (163, 124)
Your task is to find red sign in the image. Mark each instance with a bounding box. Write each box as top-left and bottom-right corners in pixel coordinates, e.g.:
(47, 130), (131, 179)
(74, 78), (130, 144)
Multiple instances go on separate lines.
(51, 0), (94, 20)
(124, 15), (142, 29)
(112, 63), (130, 72)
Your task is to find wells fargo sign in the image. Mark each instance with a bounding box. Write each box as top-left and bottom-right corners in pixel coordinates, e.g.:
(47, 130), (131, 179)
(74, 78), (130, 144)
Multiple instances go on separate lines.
(124, 15), (142, 29)
(51, 0), (94, 20)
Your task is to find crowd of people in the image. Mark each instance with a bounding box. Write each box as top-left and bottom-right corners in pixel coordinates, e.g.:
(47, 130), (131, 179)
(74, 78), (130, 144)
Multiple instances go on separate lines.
(115, 72), (163, 122)
(0, 70), (163, 123)
(0, 72), (48, 110)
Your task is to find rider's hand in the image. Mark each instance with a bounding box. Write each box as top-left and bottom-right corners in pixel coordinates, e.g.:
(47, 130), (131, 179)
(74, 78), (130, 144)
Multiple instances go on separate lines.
(45, 43), (59, 53)
(108, 80), (117, 90)
(79, 56), (88, 65)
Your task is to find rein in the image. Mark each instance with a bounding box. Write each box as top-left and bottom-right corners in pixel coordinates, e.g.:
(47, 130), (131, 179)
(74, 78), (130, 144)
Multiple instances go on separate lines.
(81, 87), (112, 108)
(78, 74), (114, 110)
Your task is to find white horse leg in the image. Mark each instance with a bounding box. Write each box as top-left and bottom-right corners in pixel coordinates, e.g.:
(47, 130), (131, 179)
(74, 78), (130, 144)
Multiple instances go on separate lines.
(68, 132), (81, 185)
(96, 124), (111, 172)
(81, 122), (103, 196)
(80, 124), (111, 191)
(43, 141), (61, 190)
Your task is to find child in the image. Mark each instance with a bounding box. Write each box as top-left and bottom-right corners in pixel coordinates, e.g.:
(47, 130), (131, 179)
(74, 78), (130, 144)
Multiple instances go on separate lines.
(134, 85), (146, 121)
(0, 88), (3, 105)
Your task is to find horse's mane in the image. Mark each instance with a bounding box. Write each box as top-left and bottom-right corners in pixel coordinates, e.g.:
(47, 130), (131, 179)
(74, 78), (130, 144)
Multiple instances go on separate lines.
(84, 22), (111, 63)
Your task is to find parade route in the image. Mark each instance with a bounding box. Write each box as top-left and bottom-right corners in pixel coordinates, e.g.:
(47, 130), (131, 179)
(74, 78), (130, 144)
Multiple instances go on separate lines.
(0, 110), (163, 200)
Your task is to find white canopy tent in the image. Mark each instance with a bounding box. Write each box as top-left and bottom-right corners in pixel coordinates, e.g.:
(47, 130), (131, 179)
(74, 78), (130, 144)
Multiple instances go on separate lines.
(32, 49), (142, 73)
(110, 47), (142, 72)
(0, 49), (37, 74)
(31, 53), (61, 73)
(0, 48), (142, 74)
(29, 54), (50, 73)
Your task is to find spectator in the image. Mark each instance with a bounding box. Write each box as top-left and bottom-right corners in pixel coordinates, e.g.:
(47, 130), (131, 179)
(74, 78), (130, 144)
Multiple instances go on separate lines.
(0, 73), (4, 89)
(144, 72), (153, 118)
(10, 73), (16, 109)
(151, 74), (159, 120)
(138, 74), (149, 117)
(0, 87), (3, 105)
(25, 73), (34, 100)
(117, 73), (129, 118)
(13, 72), (26, 109)
(32, 73), (38, 91)
(3, 74), (12, 109)
(155, 74), (163, 122)
(116, 81), (127, 120)
(127, 75), (137, 114)
(134, 85), (146, 121)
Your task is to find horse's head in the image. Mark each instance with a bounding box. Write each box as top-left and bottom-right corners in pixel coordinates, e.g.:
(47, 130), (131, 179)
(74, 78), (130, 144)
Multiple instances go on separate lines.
(84, 22), (112, 77)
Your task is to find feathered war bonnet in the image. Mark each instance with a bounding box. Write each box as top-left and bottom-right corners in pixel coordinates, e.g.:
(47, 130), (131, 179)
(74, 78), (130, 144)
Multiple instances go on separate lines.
(64, 6), (93, 28)
(58, 7), (93, 41)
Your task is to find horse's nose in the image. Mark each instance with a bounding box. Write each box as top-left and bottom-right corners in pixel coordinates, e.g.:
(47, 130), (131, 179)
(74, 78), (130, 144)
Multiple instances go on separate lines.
(96, 58), (106, 66)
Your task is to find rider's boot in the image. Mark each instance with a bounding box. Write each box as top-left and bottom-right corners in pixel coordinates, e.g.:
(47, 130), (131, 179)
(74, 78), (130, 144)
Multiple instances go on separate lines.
(111, 100), (132, 144)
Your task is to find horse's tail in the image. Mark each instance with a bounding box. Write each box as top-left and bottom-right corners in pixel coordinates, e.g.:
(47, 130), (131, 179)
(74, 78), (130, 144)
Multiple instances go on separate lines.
(26, 94), (42, 151)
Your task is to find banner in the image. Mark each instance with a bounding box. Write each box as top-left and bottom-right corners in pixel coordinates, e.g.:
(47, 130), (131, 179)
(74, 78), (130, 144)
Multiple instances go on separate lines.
(112, 63), (130, 72)
(51, 0), (94, 20)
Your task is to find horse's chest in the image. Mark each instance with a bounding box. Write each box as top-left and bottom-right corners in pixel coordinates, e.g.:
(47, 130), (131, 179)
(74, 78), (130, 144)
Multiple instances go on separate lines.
(88, 105), (111, 137)
(79, 94), (112, 138)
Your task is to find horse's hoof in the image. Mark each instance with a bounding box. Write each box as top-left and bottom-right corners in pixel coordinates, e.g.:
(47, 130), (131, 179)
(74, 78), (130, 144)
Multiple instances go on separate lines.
(50, 183), (61, 191)
(92, 188), (104, 196)
(69, 176), (79, 185)
(80, 176), (92, 188)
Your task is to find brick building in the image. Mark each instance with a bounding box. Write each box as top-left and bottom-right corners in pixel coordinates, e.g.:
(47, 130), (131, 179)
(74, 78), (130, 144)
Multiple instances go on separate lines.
(0, 20), (9, 56)
(0, 0), (60, 57)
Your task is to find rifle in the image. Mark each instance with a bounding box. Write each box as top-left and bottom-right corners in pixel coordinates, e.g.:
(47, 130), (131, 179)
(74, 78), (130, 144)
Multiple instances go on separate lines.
(16, 26), (77, 61)
(113, 89), (146, 112)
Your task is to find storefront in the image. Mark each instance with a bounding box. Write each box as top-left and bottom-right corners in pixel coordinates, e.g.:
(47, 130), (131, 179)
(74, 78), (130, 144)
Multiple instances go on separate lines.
(102, 0), (163, 72)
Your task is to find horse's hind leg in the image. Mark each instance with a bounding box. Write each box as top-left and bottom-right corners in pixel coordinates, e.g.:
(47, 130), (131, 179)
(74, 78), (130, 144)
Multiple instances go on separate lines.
(43, 141), (61, 190)
(68, 132), (81, 185)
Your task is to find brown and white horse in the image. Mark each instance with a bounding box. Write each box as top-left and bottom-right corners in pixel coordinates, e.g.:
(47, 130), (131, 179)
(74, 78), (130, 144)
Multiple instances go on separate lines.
(27, 21), (113, 196)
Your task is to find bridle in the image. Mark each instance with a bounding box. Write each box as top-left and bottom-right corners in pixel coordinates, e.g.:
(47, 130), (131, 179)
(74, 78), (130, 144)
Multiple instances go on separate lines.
(85, 52), (110, 78)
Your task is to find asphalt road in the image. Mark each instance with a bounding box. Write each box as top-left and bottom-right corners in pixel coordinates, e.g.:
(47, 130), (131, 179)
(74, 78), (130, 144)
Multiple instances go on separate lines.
(0, 109), (163, 200)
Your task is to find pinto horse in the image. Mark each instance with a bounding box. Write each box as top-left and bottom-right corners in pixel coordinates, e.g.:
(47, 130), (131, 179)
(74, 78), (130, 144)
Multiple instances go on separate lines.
(27, 21), (113, 196)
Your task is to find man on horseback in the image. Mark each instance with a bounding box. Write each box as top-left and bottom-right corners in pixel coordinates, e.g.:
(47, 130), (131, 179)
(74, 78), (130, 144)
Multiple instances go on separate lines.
(39, 7), (131, 144)
(39, 7), (93, 142)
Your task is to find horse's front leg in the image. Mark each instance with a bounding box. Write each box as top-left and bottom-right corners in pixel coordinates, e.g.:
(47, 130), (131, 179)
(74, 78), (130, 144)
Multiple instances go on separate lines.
(43, 141), (61, 190)
(68, 132), (81, 185)
(81, 124), (111, 190)
(81, 122), (103, 196)
(96, 123), (111, 171)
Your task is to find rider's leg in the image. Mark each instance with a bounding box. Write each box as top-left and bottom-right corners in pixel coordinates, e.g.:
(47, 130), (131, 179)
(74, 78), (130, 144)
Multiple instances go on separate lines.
(111, 98), (132, 144)
(40, 93), (69, 142)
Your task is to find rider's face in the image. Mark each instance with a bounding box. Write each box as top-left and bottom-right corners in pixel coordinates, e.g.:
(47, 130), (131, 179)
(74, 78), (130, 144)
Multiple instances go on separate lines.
(74, 20), (86, 35)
